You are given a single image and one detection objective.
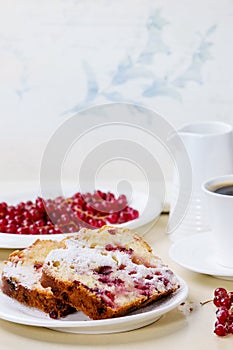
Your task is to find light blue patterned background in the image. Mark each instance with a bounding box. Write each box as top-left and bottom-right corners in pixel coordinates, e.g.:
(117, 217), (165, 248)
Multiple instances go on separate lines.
(65, 9), (217, 114)
(0, 0), (232, 181)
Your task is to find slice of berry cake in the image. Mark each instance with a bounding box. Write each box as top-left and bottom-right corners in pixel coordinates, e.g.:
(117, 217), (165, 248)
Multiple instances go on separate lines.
(41, 226), (180, 320)
(1, 239), (75, 319)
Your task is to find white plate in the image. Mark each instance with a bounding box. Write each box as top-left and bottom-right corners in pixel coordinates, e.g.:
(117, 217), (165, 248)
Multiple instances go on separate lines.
(0, 189), (162, 249)
(169, 232), (233, 280)
(0, 277), (187, 334)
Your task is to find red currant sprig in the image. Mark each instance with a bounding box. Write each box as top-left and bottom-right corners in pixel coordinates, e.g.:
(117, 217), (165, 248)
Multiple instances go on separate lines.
(214, 288), (233, 336)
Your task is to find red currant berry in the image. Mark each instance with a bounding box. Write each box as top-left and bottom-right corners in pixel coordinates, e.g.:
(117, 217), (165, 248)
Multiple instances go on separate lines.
(228, 323), (233, 334)
(214, 296), (222, 307)
(15, 203), (25, 212)
(88, 218), (98, 227)
(14, 215), (23, 225)
(214, 323), (228, 336)
(29, 208), (42, 221)
(35, 197), (45, 212)
(216, 307), (229, 324)
(228, 291), (233, 303)
(53, 226), (62, 234)
(107, 213), (118, 224)
(118, 211), (129, 223)
(35, 219), (45, 227)
(60, 213), (71, 224)
(96, 219), (106, 227)
(96, 190), (105, 199)
(0, 218), (7, 226)
(131, 209), (139, 219)
(220, 297), (231, 310)
(28, 225), (39, 234)
(67, 226), (77, 233)
(0, 202), (7, 211)
(22, 219), (32, 227)
(17, 227), (29, 235)
(106, 192), (115, 202)
(228, 311), (233, 323)
(22, 210), (31, 220)
(6, 224), (17, 233)
(38, 227), (47, 235)
(48, 227), (56, 234)
(214, 288), (228, 298)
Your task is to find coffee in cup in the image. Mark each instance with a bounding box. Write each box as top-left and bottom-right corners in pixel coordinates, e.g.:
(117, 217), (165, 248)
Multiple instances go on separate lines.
(203, 175), (233, 269)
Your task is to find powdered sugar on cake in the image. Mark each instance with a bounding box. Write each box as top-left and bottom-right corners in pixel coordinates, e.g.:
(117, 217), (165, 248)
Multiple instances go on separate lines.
(43, 228), (179, 308)
(3, 261), (45, 290)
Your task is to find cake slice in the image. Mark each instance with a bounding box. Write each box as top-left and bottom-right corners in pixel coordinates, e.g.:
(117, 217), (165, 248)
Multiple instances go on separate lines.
(1, 239), (75, 319)
(41, 226), (180, 320)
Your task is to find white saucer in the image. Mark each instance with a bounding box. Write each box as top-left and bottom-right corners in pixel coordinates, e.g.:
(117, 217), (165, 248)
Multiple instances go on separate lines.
(169, 232), (233, 280)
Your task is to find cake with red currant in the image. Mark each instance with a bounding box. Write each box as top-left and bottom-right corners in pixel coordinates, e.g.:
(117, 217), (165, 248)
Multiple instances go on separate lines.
(1, 239), (75, 318)
(41, 226), (180, 320)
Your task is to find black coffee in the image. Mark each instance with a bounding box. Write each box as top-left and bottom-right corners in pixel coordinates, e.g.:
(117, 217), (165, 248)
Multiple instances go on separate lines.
(212, 183), (233, 196)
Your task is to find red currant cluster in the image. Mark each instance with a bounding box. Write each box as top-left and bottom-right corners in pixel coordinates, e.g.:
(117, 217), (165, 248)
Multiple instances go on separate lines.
(0, 190), (139, 235)
(213, 287), (233, 336)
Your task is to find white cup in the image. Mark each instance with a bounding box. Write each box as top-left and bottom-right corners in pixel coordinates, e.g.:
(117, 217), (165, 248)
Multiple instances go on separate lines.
(203, 174), (233, 269)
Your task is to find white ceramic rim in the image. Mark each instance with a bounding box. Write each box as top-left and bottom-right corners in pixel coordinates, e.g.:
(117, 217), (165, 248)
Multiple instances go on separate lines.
(179, 121), (233, 137)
